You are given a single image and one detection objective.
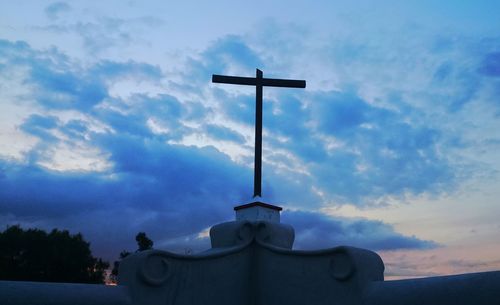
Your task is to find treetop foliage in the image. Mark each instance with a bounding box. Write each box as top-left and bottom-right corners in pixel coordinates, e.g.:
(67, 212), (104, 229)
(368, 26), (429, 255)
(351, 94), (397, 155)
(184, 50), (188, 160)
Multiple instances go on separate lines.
(0, 225), (108, 284)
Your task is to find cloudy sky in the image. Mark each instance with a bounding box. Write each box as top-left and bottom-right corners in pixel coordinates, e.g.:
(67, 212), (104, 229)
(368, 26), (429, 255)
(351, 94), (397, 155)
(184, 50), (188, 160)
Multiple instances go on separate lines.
(1, 0), (499, 279)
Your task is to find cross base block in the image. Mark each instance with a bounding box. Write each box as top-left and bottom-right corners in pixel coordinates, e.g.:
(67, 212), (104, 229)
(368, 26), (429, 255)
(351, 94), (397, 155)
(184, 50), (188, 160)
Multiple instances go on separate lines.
(234, 201), (282, 223)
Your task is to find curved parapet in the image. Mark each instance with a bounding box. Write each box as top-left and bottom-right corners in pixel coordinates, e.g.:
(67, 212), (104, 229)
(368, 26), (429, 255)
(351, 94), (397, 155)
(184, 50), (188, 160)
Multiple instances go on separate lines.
(249, 243), (384, 305)
(210, 220), (295, 249)
(118, 220), (384, 305)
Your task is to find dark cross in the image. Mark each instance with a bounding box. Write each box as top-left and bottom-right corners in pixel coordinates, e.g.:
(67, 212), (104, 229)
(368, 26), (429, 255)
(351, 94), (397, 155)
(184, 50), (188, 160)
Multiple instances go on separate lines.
(212, 69), (306, 198)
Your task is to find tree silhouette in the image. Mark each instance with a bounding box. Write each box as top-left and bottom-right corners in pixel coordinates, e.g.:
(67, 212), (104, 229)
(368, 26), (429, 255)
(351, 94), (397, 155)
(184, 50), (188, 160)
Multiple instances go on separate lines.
(110, 232), (154, 283)
(0, 225), (108, 284)
(136, 232), (153, 251)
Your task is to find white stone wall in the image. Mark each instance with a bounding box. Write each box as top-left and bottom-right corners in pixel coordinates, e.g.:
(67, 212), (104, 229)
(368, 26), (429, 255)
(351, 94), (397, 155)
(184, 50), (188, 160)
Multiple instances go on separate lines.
(235, 206), (280, 222)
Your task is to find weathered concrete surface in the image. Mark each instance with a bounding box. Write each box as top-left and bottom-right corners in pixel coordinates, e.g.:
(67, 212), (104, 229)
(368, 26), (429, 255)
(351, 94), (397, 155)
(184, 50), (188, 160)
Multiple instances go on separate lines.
(363, 271), (500, 305)
(0, 280), (131, 305)
(119, 245), (384, 305)
(118, 220), (384, 305)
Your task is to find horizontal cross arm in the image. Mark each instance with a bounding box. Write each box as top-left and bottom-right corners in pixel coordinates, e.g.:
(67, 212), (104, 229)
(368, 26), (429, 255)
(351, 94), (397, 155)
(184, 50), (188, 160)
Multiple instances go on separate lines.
(212, 75), (258, 86)
(212, 74), (306, 88)
(261, 78), (306, 88)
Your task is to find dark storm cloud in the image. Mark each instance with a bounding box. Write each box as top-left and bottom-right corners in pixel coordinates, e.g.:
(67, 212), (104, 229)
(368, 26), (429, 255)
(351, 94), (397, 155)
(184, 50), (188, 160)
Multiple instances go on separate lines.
(89, 60), (163, 81)
(0, 140), (252, 259)
(201, 35), (263, 73)
(20, 114), (60, 143)
(0, 39), (105, 110)
(283, 210), (437, 251)
(213, 90), (255, 125)
(183, 35), (263, 90)
(309, 91), (455, 203)
(0, 139), (250, 220)
(204, 124), (246, 144)
(0, 39), (164, 113)
(255, 89), (456, 205)
(29, 60), (108, 111)
(60, 119), (88, 140)
(479, 52), (500, 77)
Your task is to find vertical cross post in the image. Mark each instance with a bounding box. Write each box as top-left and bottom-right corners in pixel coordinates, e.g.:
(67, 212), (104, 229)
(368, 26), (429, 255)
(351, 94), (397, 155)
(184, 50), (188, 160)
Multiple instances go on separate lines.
(212, 69), (306, 198)
(254, 69), (263, 198)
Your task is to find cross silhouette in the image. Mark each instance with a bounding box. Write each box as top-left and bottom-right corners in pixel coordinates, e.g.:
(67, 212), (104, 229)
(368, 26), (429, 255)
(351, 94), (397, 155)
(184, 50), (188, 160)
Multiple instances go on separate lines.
(212, 69), (306, 198)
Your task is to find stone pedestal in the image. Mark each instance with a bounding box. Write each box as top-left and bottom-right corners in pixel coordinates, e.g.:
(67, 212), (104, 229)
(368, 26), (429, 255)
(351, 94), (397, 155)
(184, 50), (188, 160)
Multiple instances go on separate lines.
(118, 211), (385, 305)
(115, 202), (500, 305)
(234, 201), (282, 223)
